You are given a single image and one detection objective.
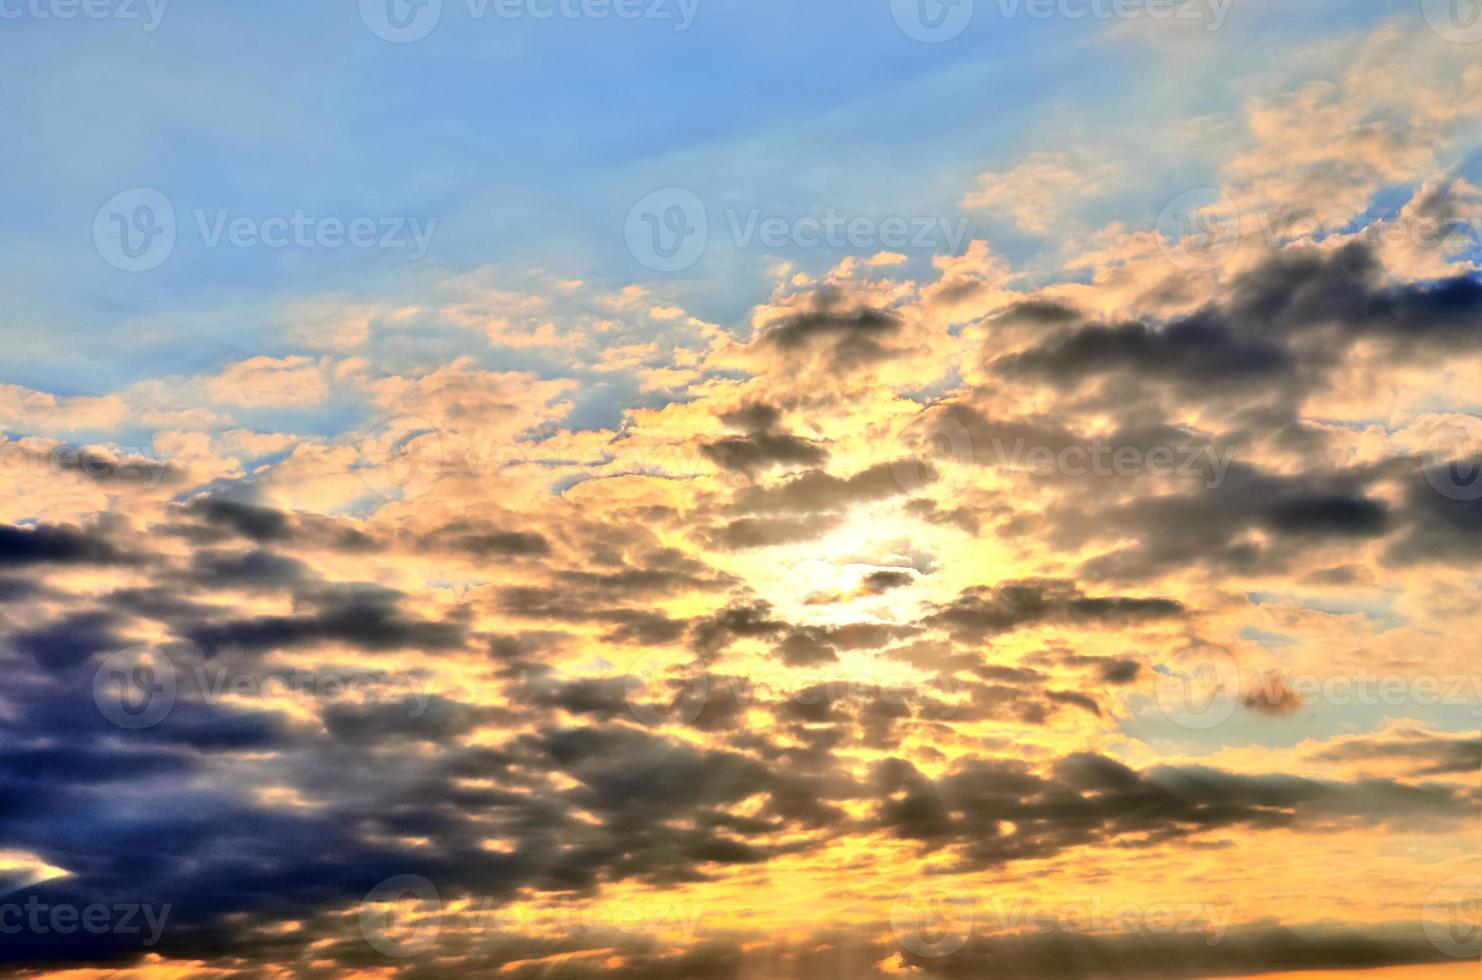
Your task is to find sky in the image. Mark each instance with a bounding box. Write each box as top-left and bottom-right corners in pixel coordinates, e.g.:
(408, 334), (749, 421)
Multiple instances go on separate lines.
(1, 0), (1481, 977)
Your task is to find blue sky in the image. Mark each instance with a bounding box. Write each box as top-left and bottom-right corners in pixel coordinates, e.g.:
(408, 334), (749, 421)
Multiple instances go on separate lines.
(0, 0), (1414, 399)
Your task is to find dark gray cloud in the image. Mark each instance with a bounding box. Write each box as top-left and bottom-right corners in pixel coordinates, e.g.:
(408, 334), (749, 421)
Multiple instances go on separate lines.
(873, 751), (1474, 869)
(0, 522), (131, 567)
(701, 431), (829, 473)
(925, 579), (1184, 641)
(187, 585), (467, 655)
